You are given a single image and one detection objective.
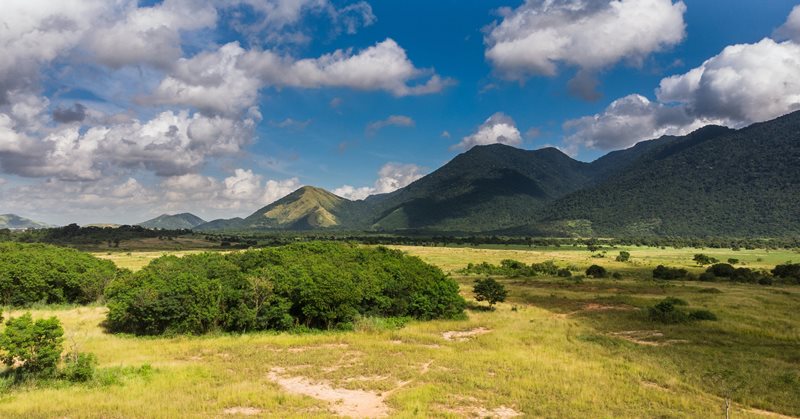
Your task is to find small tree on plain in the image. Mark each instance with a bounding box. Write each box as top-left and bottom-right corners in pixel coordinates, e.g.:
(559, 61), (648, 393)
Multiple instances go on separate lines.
(585, 264), (608, 278)
(473, 278), (507, 309)
(0, 313), (64, 378)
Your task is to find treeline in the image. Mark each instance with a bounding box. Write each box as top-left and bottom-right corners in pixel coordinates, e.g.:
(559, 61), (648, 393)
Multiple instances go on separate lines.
(105, 242), (466, 335)
(2, 224), (189, 246)
(0, 243), (122, 305)
(653, 262), (800, 285)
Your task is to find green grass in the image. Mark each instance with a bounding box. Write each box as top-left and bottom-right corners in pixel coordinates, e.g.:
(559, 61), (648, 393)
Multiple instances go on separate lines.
(0, 245), (797, 418)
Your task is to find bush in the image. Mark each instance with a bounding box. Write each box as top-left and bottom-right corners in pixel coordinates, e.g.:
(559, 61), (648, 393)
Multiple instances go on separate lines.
(648, 300), (688, 324)
(0, 243), (121, 306)
(615, 251), (630, 262)
(62, 352), (98, 382)
(758, 276), (773, 286)
(106, 242), (466, 335)
(0, 313), (64, 378)
(707, 263), (735, 277)
(662, 297), (688, 306)
(698, 272), (716, 282)
(688, 310), (718, 321)
(652, 265), (688, 280)
(693, 254), (719, 266)
(727, 258), (739, 265)
(585, 265), (607, 278)
(557, 268), (572, 278)
(473, 278), (507, 308)
(772, 263), (800, 284)
(612, 272), (623, 279)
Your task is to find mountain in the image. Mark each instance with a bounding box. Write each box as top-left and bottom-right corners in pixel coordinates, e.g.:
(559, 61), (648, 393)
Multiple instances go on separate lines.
(365, 144), (594, 231)
(193, 110), (800, 237)
(139, 213), (206, 230)
(194, 217), (245, 231)
(229, 186), (366, 231)
(0, 214), (51, 230)
(540, 112), (800, 236)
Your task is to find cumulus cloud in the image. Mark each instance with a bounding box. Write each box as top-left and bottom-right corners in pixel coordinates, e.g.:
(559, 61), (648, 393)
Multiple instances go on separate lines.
(334, 163), (426, 200)
(453, 112), (522, 150)
(161, 169), (301, 212)
(366, 115), (415, 136)
(88, 0), (217, 69)
(52, 103), (87, 123)
(485, 0), (686, 82)
(152, 39), (453, 116)
(0, 104), (259, 180)
(656, 38), (800, 124)
(775, 5), (800, 42)
(562, 94), (717, 152)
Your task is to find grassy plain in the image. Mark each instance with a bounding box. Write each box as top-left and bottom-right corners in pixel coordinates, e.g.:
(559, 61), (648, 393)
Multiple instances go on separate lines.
(0, 244), (797, 418)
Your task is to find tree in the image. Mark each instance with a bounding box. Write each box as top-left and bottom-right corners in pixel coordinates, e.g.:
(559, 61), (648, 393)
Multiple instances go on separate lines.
(693, 253), (718, 266)
(585, 264), (607, 278)
(473, 278), (507, 309)
(615, 251), (630, 262)
(0, 313), (64, 377)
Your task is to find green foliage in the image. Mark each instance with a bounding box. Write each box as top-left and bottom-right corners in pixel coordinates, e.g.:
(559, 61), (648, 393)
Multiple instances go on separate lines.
(585, 265), (607, 278)
(652, 265), (688, 280)
(727, 258), (739, 264)
(693, 254), (719, 266)
(105, 242), (465, 335)
(460, 259), (561, 277)
(615, 251), (630, 262)
(0, 242), (121, 306)
(772, 263), (800, 284)
(0, 313), (64, 377)
(648, 298), (717, 324)
(557, 268), (572, 278)
(707, 263), (735, 277)
(62, 352), (98, 382)
(473, 278), (507, 308)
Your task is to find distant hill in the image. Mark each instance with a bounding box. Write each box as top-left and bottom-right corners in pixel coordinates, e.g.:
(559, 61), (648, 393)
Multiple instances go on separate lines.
(138, 213), (206, 230)
(0, 214), (51, 230)
(194, 217), (245, 231)
(191, 110), (800, 237)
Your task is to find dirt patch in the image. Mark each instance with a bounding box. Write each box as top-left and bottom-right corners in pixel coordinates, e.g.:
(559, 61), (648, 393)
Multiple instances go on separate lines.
(223, 407), (262, 416)
(442, 327), (491, 342)
(268, 367), (398, 418)
(610, 330), (688, 346)
(475, 406), (523, 418)
(640, 380), (670, 391)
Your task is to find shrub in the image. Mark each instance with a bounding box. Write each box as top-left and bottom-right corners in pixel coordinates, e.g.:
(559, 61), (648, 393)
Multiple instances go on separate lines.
(688, 310), (718, 321)
(557, 268), (572, 278)
(0, 243), (121, 306)
(612, 272), (623, 279)
(473, 278), (507, 309)
(648, 300), (688, 324)
(693, 254), (719, 266)
(0, 313), (64, 378)
(585, 265), (607, 278)
(106, 242), (466, 335)
(727, 258), (739, 265)
(772, 263), (800, 284)
(698, 272), (716, 282)
(652, 265), (688, 280)
(615, 251), (630, 262)
(758, 277), (773, 286)
(662, 297), (688, 306)
(62, 352), (98, 382)
(707, 263), (735, 277)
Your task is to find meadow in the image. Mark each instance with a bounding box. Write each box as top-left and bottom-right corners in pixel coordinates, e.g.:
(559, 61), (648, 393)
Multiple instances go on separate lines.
(0, 244), (797, 418)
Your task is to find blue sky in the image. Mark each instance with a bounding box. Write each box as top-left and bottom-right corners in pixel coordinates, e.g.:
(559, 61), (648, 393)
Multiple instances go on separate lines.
(1, 0), (799, 224)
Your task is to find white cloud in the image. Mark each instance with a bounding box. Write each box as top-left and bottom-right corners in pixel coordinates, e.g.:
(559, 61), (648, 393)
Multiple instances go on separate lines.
(485, 0), (686, 81)
(453, 112), (522, 150)
(775, 5), (800, 42)
(88, 0), (217, 69)
(334, 163), (426, 200)
(562, 94), (718, 152)
(656, 38), (800, 124)
(440, 130), (451, 138)
(152, 39), (453, 116)
(0, 105), (259, 180)
(366, 115), (415, 136)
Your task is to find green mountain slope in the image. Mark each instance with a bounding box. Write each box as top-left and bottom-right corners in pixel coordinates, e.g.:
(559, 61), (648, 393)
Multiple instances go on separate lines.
(366, 144), (594, 231)
(0, 214), (51, 230)
(540, 112), (800, 236)
(139, 213), (206, 230)
(240, 186), (363, 230)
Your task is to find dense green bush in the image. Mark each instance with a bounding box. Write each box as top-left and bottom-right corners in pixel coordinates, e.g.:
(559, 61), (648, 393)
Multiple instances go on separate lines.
(707, 263), (736, 277)
(460, 259), (561, 277)
(106, 242), (466, 335)
(585, 265), (607, 278)
(652, 265), (688, 280)
(473, 278), (507, 308)
(62, 352), (98, 382)
(772, 263), (800, 284)
(693, 254), (719, 266)
(0, 242), (121, 306)
(0, 312), (64, 378)
(615, 251), (630, 262)
(648, 298), (717, 324)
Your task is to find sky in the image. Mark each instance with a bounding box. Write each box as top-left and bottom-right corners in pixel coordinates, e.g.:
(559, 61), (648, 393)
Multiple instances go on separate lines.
(0, 0), (799, 225)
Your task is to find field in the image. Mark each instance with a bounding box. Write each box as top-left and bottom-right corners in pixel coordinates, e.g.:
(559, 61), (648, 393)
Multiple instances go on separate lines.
(0, 245), (798, 418)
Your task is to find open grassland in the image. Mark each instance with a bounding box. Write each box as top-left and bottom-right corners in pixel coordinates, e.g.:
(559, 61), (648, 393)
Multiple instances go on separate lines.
(1, 245), (798, 418)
